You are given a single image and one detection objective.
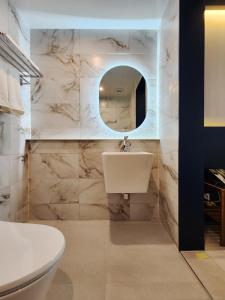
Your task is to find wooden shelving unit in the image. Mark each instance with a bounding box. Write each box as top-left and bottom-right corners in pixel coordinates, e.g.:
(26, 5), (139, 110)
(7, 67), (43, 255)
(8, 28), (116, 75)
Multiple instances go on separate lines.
(204, 182), (225, 246)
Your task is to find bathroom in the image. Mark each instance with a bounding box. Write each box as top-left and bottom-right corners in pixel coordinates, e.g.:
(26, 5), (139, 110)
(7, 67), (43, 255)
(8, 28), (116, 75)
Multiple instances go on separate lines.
(1, 0), (225, 299)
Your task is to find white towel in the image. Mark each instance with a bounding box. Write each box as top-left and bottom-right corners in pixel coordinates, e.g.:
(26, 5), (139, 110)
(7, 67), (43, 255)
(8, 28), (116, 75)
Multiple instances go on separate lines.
(7, 65), (24, 115)
(0, 58), (10, 112)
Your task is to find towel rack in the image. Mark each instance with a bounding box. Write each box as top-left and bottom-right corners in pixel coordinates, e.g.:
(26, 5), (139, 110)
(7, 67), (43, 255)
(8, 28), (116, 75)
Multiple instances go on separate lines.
(0, 32), (43, 85)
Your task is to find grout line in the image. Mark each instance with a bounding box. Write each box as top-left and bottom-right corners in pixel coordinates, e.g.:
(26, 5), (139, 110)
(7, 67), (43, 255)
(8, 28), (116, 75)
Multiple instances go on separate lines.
(180, 252), (214, 300)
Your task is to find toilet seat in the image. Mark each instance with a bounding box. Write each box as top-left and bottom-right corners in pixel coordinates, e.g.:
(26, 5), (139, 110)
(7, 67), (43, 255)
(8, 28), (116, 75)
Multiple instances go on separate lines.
(0, 221), (65, 297)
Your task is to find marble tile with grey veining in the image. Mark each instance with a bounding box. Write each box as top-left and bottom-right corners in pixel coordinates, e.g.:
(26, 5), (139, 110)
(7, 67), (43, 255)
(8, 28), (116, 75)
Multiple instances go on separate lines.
(10, 115), (28, 155)
(31, 111), (81, 140)
(0, 0), (8, 33)
(0, 186), (10, 220)
(29, 140), (79, 154)
(30, 203), (79, 220)
(80, 55), (105, 78)
(159, 206), (178, 246)
(159, 0), (179, 245)
(29, 154), (79, 204)
(0, 120), (4, 153)
(0, 115), (14, 155)
(80, 30), (157, 56)
(9, 180), (28, 222)
(10, 154), (27, 185)
(31, 31), (80, 139)
(78, 183), (115, 221)
(128, 140), (159, 153)
(31, 29), (79, 57)
(8, 1), (30, 48)
(159, 171), (178, 244)
(79, 204), (109, 220)
(78, 179), (107, 205)
(108, 194), (130, 221)
(31, 54), (80, 105)
(28, 140), (160, 221)
(129, 30), (157, 55)
(79, 151), (103, 179)
(130, 203), (159, 222)
(0, 156), (10, 188)
(79, 77), (101, 138)
(79, 140), (120, 153)
(30, 153), (79, 180)
(80, 30), (130, 54)
(0, 113), (28, 156)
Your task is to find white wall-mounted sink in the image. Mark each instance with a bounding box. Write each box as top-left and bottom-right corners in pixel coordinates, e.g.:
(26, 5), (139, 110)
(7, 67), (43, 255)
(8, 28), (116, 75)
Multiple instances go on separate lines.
(102, 152), (154, 193)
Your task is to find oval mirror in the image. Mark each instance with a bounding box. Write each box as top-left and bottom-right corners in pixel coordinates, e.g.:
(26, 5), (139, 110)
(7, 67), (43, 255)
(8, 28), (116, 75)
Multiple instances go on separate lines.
(99, 66), (147, 132)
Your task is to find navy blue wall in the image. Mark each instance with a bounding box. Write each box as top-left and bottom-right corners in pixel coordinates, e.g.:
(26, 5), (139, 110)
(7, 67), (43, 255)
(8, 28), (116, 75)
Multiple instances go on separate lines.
(179, 0), (205, 250)
(204, 128), (225, 169)
(179, 0), (225, 250)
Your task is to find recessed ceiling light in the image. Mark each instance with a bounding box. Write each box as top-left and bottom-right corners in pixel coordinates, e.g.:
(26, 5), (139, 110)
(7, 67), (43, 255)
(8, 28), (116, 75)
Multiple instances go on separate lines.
(116, 88), (124, 94)
(99, 86), (104, 92)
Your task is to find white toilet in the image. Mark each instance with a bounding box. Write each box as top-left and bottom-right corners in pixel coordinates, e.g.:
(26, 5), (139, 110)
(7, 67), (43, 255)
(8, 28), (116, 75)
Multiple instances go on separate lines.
(0, 221), (65, 300)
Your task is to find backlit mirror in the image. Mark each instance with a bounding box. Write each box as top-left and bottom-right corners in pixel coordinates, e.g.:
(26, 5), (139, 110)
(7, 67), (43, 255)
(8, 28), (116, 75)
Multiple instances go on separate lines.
(99, 66), (147, 132)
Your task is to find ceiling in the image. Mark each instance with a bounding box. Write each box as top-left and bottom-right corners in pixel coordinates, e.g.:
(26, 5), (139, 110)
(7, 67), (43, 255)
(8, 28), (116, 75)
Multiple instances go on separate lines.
(11, 0), (169, 29)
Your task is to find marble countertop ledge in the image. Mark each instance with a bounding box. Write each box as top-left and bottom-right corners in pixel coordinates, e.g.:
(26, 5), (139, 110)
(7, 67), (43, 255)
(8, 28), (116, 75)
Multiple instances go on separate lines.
(26, 138), (160, 141)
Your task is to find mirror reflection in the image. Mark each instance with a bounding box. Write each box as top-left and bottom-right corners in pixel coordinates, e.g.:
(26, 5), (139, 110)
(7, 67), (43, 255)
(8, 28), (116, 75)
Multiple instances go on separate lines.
(99, 66), (147, 132)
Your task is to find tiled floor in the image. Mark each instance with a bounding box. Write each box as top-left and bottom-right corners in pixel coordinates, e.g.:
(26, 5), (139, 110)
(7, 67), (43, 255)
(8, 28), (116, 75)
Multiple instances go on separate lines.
(32, 220), (211, 300)
(205, 223), (221, 250)
(182, 226), (225, 300)
(182, 251), (225, 300)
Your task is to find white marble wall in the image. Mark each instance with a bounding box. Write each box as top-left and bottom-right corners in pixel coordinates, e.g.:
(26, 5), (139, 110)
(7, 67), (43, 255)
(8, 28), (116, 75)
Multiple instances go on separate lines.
(30, 29), (158, 139)
(159, 0), (179, 245)
(0, 0), (30, 221)
(28, 140), (159, 221)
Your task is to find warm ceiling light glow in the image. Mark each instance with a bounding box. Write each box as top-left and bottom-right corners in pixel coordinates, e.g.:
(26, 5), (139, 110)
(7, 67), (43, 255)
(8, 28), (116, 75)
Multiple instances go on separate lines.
(205, 6), (225, 16)
(99, 86), (104, 92)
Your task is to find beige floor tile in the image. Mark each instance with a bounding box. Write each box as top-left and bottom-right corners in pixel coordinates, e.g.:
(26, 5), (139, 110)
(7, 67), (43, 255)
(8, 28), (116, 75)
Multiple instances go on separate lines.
(106, 223), (201, 285)
(51, 269), (74, 285)
(183, 251), (225, 300)
(46, 283), (78, 300)
(105, 282), (210, 300)
(78, 283), (105, 300)
(106, 247), (204, 284)
(30, 221), (212, 300)
(47, 283), (105, 300)
(35, 220), (107, 284)
(207, 250), (225, 275)
(35, 220), (106, 258)
(60, 254), (106, 284)
(106, 221), (172, 246)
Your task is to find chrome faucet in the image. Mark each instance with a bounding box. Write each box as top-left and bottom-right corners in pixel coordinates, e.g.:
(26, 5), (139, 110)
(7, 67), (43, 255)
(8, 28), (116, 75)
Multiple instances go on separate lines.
(120, 136), (131, 152)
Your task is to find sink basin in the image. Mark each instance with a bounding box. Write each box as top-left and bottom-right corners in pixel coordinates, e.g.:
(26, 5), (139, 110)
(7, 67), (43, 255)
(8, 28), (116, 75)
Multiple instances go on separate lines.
(102, 152), (154, 193)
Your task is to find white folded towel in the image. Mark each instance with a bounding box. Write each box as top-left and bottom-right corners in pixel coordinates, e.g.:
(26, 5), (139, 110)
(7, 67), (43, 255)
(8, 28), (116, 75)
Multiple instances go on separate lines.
(0, 58), (10, 112)
(7, 64), (24, 115)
